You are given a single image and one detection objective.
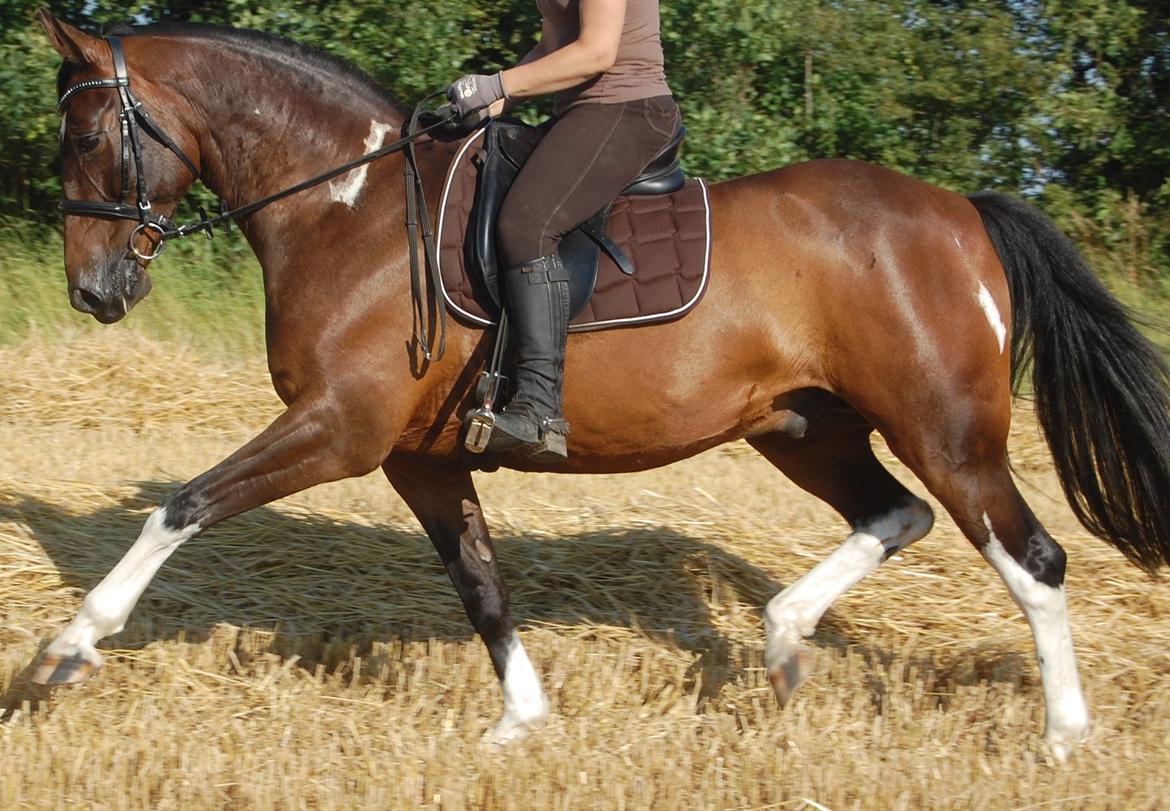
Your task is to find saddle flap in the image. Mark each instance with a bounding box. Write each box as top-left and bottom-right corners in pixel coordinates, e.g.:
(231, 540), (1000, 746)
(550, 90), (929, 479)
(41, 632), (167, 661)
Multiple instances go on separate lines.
(467, 118), (600, 318)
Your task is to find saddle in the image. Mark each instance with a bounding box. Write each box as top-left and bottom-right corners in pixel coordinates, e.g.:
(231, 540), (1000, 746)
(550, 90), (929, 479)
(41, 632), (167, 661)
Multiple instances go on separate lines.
(437, 119), (711, 332)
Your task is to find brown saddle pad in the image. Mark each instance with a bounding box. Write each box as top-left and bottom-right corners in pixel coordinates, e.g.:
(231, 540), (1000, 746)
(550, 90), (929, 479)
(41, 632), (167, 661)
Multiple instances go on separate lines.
(436, 130), (712, 332)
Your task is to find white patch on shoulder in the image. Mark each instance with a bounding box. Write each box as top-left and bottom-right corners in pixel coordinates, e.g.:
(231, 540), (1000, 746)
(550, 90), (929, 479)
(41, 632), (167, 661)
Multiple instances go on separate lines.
(328, 119), (393, 208)
(977, 282), (1007, 355)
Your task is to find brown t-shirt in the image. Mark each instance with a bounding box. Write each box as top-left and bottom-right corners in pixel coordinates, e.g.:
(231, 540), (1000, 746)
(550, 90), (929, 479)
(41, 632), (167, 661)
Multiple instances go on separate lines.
(536, 0), (672, 114)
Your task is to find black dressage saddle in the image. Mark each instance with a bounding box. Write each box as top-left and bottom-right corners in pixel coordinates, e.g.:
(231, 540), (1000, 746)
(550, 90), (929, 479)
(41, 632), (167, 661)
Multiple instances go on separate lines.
(466, 118), (687, 317)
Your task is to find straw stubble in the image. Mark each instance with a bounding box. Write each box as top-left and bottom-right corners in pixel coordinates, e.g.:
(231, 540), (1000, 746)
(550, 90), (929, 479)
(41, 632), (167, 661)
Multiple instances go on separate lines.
(1, 332), (1167, 809)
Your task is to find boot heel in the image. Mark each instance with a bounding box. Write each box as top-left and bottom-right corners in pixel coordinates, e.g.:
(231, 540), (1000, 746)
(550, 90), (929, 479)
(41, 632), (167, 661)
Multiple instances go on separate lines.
(464, 410), (496, 453)
(526, 427), (568, 463)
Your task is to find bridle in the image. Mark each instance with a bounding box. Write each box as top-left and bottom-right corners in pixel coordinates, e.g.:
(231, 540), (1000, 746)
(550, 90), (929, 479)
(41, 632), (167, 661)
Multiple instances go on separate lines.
(57, 35), (200, 261)
(55, 32), (463, 360)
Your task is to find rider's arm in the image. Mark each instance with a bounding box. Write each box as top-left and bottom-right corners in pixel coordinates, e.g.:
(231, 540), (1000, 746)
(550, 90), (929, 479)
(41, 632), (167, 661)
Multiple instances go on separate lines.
(492, 21), (554, 114)
(500, 0), (626, 98)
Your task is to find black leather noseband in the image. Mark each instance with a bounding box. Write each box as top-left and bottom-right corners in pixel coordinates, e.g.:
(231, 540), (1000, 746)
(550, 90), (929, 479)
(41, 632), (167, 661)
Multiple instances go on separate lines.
(57, 35), (200, 259)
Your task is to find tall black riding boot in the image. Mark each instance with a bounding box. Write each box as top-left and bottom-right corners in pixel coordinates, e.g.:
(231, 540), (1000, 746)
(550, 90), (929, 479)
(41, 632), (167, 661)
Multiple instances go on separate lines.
(485, 254), (571, 461)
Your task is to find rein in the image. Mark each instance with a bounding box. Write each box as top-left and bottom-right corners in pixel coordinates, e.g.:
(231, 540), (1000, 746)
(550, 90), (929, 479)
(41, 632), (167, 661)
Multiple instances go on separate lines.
(57, 35), (459, 361)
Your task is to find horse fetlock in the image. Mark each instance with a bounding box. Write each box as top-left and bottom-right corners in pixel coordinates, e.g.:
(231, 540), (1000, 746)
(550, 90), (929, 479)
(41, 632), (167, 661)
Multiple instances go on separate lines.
(765, 601), (818, 642)
(1044, 703), (1089, 763)
(1044, 724), (1088, 764)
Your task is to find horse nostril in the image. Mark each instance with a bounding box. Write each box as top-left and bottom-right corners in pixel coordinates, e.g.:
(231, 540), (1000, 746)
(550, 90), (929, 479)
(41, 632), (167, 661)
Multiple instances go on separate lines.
(70, 286), (102, 315)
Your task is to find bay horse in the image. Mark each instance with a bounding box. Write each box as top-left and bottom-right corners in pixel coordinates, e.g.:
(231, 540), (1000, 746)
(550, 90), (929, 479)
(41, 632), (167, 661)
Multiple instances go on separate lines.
(33, 11), (1170, 759)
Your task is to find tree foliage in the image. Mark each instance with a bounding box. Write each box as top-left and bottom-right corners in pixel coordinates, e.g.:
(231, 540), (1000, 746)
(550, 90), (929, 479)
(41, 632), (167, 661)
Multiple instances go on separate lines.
(1, 0), (1166, 279)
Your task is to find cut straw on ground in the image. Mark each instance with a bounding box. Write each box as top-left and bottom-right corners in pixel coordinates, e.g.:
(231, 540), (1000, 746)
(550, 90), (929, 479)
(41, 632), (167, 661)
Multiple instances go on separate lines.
(2, 332), (1168, 809)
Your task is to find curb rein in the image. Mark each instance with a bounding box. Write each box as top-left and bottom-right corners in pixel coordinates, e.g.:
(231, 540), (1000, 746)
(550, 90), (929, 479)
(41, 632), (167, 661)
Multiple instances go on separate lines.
(57, 35), (455, 362)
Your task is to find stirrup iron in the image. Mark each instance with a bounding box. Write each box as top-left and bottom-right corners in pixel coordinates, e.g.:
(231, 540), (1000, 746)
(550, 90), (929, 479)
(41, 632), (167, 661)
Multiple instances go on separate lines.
(464, 311), (510, 454)
(465, 408), (496, 454)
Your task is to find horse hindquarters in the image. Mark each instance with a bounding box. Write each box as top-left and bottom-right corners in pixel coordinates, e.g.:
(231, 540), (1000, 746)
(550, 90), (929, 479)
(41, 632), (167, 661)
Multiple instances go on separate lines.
(739, 172), (1095, 757)
(970, 192), (1170, 574)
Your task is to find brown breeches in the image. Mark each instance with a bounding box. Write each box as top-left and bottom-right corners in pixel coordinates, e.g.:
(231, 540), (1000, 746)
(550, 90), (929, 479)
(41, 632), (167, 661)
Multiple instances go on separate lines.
(496, 95), (680, 266)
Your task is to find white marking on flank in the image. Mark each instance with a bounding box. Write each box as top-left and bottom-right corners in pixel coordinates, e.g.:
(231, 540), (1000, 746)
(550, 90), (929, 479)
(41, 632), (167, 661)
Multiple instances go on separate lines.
(980, 513), (1088, 760)
(486, 632), (549, 744)
(329, 119), (393, 208)
(977, 282), (1007, 355)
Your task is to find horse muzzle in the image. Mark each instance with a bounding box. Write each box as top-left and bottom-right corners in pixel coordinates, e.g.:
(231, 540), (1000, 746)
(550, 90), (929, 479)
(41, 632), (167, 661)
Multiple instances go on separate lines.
(68, 258), (152, 324)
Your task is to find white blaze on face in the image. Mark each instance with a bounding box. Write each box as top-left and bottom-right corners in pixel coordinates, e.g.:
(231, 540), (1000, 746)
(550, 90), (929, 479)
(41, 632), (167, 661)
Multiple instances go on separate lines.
(980, 513), (1089, 759)
(977, 282), (1007, 355)
(328, 119), (393, 208)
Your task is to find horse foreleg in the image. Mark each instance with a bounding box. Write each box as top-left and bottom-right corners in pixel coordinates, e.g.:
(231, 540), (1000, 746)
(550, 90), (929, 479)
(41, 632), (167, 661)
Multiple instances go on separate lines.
(382, 455), (549, 744)
(33, 395), (391, 685)
(748, 417), (934, 705)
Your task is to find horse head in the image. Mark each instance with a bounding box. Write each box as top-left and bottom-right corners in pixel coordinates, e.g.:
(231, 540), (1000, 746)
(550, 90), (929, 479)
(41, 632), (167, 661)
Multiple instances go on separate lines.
(39, 10), (202, 323)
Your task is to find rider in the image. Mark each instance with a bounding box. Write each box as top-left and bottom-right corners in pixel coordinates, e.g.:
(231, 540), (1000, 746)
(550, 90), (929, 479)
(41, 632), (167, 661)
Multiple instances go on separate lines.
(447, 0), (680, 462)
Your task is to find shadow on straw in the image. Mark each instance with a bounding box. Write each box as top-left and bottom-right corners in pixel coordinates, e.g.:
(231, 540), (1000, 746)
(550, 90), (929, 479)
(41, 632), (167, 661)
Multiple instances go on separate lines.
(5, 480), (842, 704)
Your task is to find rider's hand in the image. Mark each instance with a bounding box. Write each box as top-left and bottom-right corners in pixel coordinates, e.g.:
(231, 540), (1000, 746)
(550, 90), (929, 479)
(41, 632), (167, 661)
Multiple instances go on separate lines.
(447, 73), (506, 121)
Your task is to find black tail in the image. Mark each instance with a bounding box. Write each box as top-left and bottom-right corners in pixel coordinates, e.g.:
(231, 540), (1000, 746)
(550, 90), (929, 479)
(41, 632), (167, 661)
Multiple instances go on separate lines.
(969, 191), (1170, 574)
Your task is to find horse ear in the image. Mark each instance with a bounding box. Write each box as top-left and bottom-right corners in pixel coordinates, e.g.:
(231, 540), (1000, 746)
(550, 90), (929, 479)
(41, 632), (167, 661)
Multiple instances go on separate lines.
(37, 9), (106, 66)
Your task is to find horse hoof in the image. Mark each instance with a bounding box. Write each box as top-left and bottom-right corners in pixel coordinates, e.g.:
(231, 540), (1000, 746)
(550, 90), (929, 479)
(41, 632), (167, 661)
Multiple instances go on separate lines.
(767, 646), (814, 708)
(1044, 726), (1088, 764)
(1047, 739), (1073, 764)
(30, 651), (101, 686)
(481, 701), (550, 747)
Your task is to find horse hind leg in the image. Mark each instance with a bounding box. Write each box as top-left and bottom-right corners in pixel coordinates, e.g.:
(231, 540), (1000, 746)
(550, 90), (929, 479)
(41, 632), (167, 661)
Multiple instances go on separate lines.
(876, 379), (1090, 760)
(748, 409), (934, 705)
(923, 454), (1088, 760)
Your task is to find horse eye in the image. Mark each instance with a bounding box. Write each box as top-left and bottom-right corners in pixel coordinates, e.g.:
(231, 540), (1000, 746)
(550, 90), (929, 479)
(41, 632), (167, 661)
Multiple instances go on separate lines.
(76, 133), (101, 153)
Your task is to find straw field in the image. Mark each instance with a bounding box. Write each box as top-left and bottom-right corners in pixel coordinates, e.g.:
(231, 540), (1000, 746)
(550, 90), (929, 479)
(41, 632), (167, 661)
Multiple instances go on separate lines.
(1, 330), (1168, 810)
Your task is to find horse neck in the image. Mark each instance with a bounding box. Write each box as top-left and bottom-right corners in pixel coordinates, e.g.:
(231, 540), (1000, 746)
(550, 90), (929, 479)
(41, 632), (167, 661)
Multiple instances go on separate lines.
(158, 36), (408, 246)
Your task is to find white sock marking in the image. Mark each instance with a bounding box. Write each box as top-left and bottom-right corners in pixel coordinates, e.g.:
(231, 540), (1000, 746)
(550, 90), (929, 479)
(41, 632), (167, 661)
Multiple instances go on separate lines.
(47, 507), (200, 658)
(328, 119), (393, 208)
(765, 500), (934, 652)
(487, 632), (549, 742)
(981, 513), (1089, 758)
(977, 282), (1007, 355)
